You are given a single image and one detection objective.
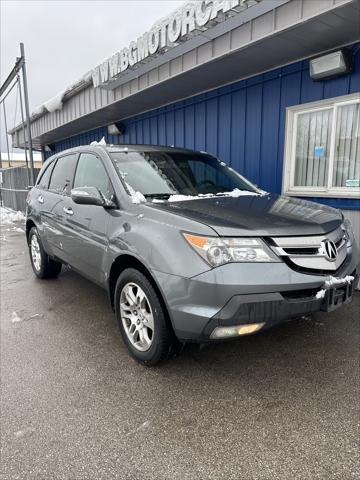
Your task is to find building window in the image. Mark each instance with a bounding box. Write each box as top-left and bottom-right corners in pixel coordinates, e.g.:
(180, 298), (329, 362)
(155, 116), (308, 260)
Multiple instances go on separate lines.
(283, 94), (360, 198)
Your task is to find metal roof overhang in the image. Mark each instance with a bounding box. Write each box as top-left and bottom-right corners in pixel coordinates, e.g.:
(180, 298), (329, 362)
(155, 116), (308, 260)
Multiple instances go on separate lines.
(13, 0), (360, 149)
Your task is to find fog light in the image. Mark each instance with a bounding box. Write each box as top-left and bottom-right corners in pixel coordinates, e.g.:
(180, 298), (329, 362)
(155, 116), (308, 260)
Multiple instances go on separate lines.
(210, 323), (265, 339)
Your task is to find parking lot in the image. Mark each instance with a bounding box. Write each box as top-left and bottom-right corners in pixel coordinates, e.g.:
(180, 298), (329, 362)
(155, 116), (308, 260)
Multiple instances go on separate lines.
(1, 222), (359, 480)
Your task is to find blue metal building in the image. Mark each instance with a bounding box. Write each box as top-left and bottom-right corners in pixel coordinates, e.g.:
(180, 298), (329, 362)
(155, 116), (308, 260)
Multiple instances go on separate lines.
(10, 0), (360, 230)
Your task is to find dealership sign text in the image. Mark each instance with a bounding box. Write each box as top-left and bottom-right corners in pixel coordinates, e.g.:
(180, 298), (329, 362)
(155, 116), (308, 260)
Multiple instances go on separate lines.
(92, 0), (260, 88)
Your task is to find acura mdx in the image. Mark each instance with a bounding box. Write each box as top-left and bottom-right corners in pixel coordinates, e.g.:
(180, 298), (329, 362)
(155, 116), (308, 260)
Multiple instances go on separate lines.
(26, 145), (359, 365)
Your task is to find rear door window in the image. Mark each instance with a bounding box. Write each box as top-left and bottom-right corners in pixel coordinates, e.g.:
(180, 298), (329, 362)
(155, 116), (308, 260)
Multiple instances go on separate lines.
(49, 153), (78, 195)
(37, 161), (55, 189)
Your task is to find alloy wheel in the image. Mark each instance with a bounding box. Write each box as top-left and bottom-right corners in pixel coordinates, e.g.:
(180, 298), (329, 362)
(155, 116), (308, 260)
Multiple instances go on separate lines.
(30, 234), (41, 272)
(120, 282), (154, 352)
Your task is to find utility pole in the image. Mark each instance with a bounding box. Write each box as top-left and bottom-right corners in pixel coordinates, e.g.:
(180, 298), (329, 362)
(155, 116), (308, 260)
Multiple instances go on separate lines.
(2, 102), (11, 167)
(17, 75), (30, 184)
(20, 43), (35, 185)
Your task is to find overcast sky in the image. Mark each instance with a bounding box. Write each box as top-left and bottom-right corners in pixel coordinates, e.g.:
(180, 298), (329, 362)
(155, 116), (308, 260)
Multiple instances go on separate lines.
(1, 0), (184, 153)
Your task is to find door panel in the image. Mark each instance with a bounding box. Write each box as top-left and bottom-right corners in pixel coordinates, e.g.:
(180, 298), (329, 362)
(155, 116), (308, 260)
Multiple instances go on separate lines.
(41, 191), (68, 260)
(43, 153), (79, 262)
(60, 152), (116, 284)
(61, 197), (110, 283)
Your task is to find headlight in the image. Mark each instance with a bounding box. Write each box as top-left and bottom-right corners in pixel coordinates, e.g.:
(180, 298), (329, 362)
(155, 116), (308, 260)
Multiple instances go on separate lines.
(183, 233), (279, 267)
(341, 219), (355, 245)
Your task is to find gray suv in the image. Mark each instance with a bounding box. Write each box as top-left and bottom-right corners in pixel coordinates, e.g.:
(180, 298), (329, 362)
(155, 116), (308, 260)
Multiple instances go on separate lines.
(26, 145), (359, 365)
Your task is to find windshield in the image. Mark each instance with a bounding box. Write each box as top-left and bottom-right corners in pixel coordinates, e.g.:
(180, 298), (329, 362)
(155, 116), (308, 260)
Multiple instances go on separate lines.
(111, 150), (258, 199)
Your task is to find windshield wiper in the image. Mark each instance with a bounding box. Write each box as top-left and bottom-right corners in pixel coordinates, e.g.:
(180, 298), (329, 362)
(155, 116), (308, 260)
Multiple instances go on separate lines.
(144, 193), (173, 199)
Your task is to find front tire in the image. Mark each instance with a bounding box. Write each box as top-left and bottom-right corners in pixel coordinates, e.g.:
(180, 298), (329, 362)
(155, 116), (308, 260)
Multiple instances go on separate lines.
(28, 226), (62, 279)
(115, 268), (177, 366)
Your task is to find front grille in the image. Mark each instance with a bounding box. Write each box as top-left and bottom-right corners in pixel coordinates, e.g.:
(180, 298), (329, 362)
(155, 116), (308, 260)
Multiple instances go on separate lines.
(270, 227), (349, 274)
(283, 247), (319, 256)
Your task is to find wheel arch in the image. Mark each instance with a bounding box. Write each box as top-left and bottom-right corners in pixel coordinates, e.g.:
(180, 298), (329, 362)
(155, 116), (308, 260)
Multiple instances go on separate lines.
(108, 254), (176, 335)
(26, 219), (36, 241)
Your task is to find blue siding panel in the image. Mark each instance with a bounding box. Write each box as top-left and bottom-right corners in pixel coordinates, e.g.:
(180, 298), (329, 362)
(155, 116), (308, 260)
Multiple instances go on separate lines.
(323, 74), (350, 99)
(277, 71), (302, 192)
(184, 105), (195, 150)
(194, 102), (206, 152)
(175, 109), (185, 146)
(143, 118), (151, 144)
(205, 98), (218, 156)
(260, 78), (281, 192)
(165, 111), (175, 146)
(136, 121), (143, 144)
(150, 117), (158, 145)
(46, 43), (360, 210)
(218, 94), (231, 164)
(300, 66), (324, 103)
(245, 84), (262, 184)
(230, 89), (246, 174)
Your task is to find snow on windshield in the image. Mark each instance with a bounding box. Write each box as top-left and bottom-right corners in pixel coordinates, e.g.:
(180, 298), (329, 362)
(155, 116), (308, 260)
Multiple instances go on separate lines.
(125, 187), (264, 204)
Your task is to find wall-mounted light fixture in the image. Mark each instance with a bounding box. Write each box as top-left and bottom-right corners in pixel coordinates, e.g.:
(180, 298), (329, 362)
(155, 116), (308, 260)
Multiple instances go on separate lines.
(310, 49), (353, 81)
(107, 122), (125, 136)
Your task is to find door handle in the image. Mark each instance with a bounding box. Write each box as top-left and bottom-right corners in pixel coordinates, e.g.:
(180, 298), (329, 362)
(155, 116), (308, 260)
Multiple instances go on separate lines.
(63, 206), (73, 216)
(37, 195), (44, 204)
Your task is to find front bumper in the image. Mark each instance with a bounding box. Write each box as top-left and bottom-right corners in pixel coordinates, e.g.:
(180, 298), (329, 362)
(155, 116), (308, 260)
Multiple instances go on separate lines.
(202, 278), (356, 340)
(153, 243), (360, 342)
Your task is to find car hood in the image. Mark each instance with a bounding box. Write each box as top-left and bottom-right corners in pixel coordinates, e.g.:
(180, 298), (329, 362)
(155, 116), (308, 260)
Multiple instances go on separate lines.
(147, 193), (343, 236)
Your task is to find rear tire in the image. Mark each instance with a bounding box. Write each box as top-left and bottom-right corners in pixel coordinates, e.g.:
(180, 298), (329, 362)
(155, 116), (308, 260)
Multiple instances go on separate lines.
(28, 226), (62, 279)
(115, 268), (178, 366)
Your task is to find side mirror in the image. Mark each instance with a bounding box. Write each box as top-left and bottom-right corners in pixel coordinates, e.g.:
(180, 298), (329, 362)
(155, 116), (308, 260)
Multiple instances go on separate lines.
(71, 186), (105, 206)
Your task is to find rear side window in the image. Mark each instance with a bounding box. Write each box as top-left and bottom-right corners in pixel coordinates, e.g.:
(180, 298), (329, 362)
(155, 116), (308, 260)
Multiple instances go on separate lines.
(49, 154), (78, 195)
(37, 161), (55, 189)
(73, 153), (113, 200)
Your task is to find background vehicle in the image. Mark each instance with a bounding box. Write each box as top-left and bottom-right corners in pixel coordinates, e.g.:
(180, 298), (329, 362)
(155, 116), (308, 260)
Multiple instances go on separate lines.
(26, 145), (359, 365)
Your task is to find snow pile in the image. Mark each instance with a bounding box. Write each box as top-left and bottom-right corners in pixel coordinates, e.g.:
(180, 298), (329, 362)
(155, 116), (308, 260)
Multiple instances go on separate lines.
(168, 194), (200, 202)
(131, 191), (147, 204)
(32, 104), (47, 117)
(11, 311), (23, 323)
(33, 89), (68, 115)
(90, 136), (107, 146)
(315, 275), (355, 300)
(166, 188), (260, 202)
(324, 275), (354, 288)
(224, 188), (259, 198)
(43, 89), (67, 113)
(0, 207), (25, 225)
(30, 70), (93, 120)
(125, 182), (146, 204)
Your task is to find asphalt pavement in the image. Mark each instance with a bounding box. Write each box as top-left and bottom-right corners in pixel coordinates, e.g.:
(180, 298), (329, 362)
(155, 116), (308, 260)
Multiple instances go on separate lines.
(0, 221), (359, 480)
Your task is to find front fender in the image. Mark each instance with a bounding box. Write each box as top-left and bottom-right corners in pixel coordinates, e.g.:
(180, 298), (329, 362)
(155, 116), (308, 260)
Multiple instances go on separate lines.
(103, 206), (215, 279)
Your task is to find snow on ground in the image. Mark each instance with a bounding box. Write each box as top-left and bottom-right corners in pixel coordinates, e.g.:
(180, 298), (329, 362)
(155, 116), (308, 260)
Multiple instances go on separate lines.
(0, 207), (25, 234)
(11, 311), (23, 323)
(0, 207), (25, 225)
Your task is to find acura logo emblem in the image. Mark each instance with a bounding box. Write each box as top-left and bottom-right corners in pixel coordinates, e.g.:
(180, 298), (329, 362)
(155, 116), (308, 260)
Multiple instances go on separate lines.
(320, 239), (338, 261)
